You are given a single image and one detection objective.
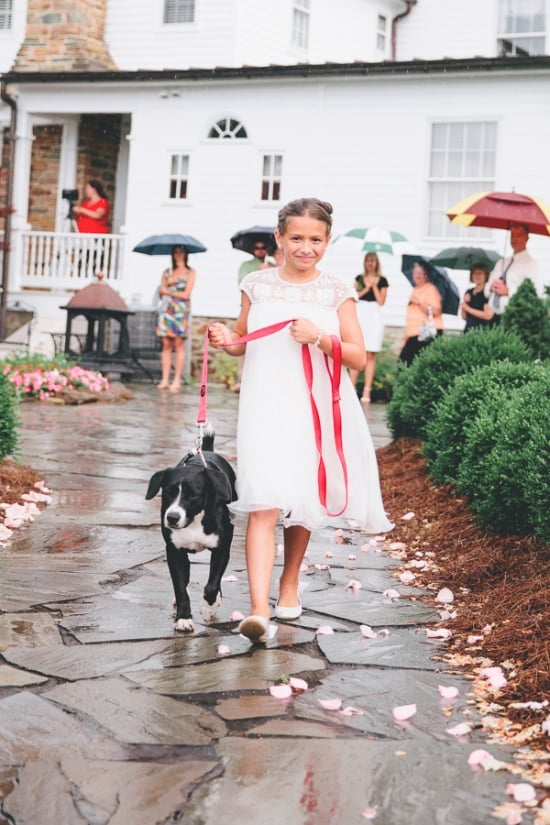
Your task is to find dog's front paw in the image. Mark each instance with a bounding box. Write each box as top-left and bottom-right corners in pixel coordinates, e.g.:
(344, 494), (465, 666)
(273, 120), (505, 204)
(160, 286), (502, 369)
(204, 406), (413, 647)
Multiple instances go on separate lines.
(174, 617), (195, 633)
(200, 593), (221, 623)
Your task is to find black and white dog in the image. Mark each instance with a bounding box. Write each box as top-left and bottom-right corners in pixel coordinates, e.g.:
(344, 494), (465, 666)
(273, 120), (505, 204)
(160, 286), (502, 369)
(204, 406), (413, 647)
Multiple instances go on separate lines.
(145, 430), (237, 632)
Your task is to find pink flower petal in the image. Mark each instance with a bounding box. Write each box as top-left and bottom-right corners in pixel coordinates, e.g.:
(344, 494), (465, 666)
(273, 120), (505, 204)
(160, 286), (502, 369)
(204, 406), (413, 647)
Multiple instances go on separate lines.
(346, 579), (362, 591)
(314, 563), (329, 571)
(315, 625), (334, 635)
(479, 666), (507, 689)
(360, 543), (370, 553)
(362, 808), (377, 820)
(482, 624), (492, 634)
(300, 563), (309, 573)
(229, 610), (245, 621)
(467, 635), (484, 644)
(325, 551), (334, 558)
(340, 705), (364, 717)
(217, 644), (231, 655)
(401, 511), (415, 521)
(436, 588), (454, 604)
(222, 575), (239, 582)
(438, 609), (458, 620)
(348, 554), (357, 561)
(319, 698), (342, 711)
(389, 541), (407, 550)
(377, 628), (391, 638)
(467, 749), (493, 768)
(289, 677), (308, 693)
(360, 625), (377, 639)
(399, 571), (416, 585)
(373, 535), (386, 542)
(426, 628), (452, 639)
(269, 684), (292, 699)
(383, 588), (400, 599)
(438, 685), (459, 699)
(447, 722), (472, 736)
(506, 783), (536, 803)
(541, 713), (550, 735)
(392, 704), (416, 721)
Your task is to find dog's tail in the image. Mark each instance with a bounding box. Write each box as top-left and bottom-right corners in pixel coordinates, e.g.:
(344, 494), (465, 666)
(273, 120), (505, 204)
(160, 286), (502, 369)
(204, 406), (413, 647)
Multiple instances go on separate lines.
(200, 420), (215, 452)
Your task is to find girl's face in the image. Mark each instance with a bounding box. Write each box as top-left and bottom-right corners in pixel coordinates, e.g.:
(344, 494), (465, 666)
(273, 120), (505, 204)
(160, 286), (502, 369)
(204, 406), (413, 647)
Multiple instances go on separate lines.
(275, 215), (330, 277)
(365, 255), (377, 271)
(470, 268), (488, 289)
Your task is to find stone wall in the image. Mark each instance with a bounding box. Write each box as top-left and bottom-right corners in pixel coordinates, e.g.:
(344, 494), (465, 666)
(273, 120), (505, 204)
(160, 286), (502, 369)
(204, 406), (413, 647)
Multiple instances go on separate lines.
(76, 115), (121, 218)
(12, 0), (116, 72)
(28, 125), (62, 231)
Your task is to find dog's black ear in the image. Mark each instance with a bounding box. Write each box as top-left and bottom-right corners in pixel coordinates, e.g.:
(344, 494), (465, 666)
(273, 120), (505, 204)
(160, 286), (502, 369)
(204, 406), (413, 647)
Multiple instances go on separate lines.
(145, 469), (165, 500)
(206, 466), (233, 504)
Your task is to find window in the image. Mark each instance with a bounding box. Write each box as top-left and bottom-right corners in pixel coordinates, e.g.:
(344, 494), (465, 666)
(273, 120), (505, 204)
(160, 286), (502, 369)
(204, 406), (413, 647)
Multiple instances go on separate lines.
(168, 154), (189, 199)
(427, 122), (497, 238)
(292, 0), (310, 50)
(208, 118), (247, 139)
(498, 0), (545, 55)
(0, 0), (13, 29)
(377, 15), (387, 51)
(164, 0), (195, 24)
(261, 155), (283, 201)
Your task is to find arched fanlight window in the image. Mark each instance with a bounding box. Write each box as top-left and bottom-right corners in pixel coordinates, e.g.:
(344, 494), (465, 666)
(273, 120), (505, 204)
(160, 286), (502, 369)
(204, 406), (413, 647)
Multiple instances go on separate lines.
(208, 118), (248, 139)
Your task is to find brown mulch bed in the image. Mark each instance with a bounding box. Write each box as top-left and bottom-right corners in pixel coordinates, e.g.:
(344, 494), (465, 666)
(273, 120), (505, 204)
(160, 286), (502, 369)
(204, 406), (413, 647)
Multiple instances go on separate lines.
(377, 437), (549, 754)
(0, 459), (45, 506)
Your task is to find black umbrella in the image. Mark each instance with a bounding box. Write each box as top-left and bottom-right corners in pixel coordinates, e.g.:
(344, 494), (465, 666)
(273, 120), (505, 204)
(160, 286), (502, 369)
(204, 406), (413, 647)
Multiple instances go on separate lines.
(401, 254), (461, 316)
(133, 233), (207, 255)
(230, 225), (277, 256)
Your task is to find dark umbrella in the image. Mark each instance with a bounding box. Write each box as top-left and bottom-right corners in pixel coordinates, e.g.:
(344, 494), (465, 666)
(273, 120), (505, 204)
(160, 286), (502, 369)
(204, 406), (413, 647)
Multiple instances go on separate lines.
(401, 254), (461, 316)
(133, 233), (207, 255)
(230, 225), (277, 256)
(430, 246), (500, 271)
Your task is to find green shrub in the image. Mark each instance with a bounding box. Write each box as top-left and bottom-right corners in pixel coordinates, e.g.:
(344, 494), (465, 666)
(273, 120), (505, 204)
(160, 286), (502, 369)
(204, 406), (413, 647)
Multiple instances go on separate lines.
(0, 368), (19, 460)
(501, 278), (550, 360)
(386, 327), (531, 440)
(424, 361), (549, 484)
(456, 377), (550, 541)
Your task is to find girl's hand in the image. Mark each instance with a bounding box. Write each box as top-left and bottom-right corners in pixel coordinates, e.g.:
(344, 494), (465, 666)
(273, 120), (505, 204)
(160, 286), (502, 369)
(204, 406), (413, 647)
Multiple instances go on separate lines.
(208, 322), (233, 349)
(290, 318), (319, 345)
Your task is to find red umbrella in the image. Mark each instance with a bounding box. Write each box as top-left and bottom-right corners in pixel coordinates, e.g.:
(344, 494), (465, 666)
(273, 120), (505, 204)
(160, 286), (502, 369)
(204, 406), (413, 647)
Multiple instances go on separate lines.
(446, 191), (550, 237)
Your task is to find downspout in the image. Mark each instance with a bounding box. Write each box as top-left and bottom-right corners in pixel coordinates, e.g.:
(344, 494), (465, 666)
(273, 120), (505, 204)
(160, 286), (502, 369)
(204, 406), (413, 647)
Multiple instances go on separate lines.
(0, 79), (17, 342)
(391, 0), (418, 61)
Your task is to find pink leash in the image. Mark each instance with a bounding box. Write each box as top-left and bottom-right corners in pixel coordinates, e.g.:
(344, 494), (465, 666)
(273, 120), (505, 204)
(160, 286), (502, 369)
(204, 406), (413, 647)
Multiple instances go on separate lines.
(197, 320), (349, 516)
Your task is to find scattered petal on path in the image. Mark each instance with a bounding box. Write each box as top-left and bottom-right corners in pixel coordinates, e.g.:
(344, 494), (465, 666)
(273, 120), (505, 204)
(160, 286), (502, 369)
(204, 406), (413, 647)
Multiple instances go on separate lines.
(217, 645), (231, 656)
(447, 722), (472, 736)
(467, 635), (484, 644)
(436, 587), (454, 604)
(360, 625), (377, 639)
(383, 589), (400, 600)
(377, 628), (391, 638)
(319, 698), (342, 711)
(360, 543), (370, 553)
(479, 666), (508, 690)
(316, 625), (334, 635)
(362, 807), (377, 819)
(392, 704), (416, 722)
(325, 551), (334, 558)
(426, 628), (452, 639)
(340, 706), (364, 717)
(269, 684), (292, 699)
(506, 783), (536, 803)
(289, 677), (308, 693)
(348, 553), (357, 561)
(399, 571), (416, 585)
(229, 610), (245, 621)
(222, 575), (239, 582)
(438, 685), (459, 699)
(346, 579), (362, 591)
(389, 541), (407, 551)
(401, 512), (415, 521)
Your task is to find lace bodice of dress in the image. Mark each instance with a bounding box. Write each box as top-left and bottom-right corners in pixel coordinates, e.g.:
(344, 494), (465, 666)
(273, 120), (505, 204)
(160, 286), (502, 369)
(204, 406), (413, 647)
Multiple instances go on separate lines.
(242, 267), (355, 310)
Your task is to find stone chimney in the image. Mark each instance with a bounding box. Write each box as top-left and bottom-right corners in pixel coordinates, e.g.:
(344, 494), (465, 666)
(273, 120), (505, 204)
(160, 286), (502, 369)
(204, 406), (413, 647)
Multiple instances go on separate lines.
(12, 0), (117, 72)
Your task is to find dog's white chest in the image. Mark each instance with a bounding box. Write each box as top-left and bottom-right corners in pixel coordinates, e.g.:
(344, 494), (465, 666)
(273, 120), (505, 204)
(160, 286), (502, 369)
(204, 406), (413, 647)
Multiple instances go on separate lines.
(166, 510), (219, 551)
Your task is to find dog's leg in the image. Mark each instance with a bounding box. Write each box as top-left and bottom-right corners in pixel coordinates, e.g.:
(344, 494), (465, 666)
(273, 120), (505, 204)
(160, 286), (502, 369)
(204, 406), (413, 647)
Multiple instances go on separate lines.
(200, 525), (233, 623)
(166, 544), (194, 632)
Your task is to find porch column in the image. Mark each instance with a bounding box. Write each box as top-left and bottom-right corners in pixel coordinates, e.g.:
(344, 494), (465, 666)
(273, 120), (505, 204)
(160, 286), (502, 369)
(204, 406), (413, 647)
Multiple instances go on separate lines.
(8, 109), (33, 295)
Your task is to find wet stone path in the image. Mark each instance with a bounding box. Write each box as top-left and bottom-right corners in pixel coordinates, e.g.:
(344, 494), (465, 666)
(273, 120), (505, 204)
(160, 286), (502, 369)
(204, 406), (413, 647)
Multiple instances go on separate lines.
(0, 385), (523, 824)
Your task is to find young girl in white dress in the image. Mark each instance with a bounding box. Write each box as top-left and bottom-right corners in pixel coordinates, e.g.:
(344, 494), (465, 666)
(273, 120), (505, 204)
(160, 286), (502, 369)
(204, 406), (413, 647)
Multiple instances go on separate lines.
(208, 198), (393, 642)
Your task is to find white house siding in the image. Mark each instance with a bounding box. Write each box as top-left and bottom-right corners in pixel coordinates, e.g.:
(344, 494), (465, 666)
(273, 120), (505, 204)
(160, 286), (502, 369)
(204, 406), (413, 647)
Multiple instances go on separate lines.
(104, 0), (408, 71)
(0, 0), (28, 75)
(396, 0), (501, 61)
(7, 65), (550, 333)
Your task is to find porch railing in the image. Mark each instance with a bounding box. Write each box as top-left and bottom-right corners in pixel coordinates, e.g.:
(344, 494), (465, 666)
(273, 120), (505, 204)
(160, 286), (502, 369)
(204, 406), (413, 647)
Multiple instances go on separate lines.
(19, 231), (124, 290)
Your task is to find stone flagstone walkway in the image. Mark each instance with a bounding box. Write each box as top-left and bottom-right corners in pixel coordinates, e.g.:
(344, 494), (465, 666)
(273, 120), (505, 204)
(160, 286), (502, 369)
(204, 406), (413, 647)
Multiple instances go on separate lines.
(0, 384), (525, 824)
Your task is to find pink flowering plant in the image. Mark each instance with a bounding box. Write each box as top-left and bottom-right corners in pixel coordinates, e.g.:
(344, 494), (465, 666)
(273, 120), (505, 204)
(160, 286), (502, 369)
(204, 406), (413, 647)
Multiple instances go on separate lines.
(2, 352), (110, 400)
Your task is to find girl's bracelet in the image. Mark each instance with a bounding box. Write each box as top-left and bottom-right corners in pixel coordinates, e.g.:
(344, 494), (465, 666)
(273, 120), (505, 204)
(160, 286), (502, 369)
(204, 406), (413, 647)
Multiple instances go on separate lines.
(314, 329), (324, 347)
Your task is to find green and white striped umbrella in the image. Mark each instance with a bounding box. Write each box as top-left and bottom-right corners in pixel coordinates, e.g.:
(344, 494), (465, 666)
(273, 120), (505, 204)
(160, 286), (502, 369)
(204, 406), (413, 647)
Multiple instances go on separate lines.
(336, 226), (412, 255)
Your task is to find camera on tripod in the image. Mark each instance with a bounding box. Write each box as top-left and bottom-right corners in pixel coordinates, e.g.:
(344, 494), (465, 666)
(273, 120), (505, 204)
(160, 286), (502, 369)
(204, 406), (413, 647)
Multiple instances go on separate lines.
(62, 188), (79, 219)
